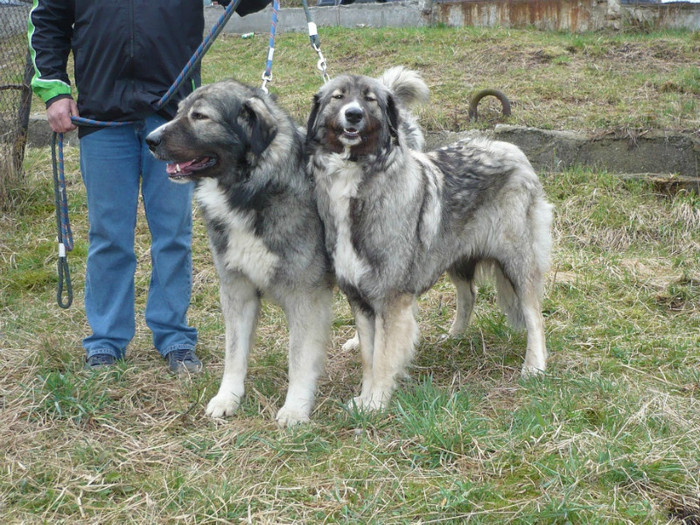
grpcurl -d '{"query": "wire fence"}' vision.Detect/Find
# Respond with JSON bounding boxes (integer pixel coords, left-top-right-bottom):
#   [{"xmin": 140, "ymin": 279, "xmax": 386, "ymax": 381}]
[{"xmin": 1, "ymin": 0, "xmax": 33, "ymax": 209}]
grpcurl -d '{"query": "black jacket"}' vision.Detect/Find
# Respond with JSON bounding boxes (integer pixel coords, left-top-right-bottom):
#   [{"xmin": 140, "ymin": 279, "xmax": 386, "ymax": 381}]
[{"xmin": 29, "ymin": 0, "xmax": 270, "ymax": 125}]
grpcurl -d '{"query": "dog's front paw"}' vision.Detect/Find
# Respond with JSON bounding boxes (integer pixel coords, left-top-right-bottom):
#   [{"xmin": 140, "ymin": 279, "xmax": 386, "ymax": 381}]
[
  {"xmin": 205, "ymin": 392, "xmax": 242, "ymax": 418},
  {"xmin": 521, "ymin": 364, "xmax": 545, "ymax": 378},
  {"xmin": 347, "ymin": 393, "xmax": 388, "ymax": 413},
  {"xmin": 276, "ymin": 404, "xmax": 311, "ymax": 427},
  {"xmin": 341, "ymin": 332, "xmax": 360, "ymax": 352}
]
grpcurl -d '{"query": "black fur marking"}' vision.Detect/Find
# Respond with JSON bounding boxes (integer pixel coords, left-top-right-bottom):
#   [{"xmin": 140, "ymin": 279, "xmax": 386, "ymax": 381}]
[
  {"xmin": 433, "ymin": 147, "xmax": 511, "ymax": 223},
  {"xmin": 206, "ymin": 216, "xmax": 229, "ymax": 256},
  {"xmin": 305, "ymin": 95, "xmax": 321, "ymax": 149},
  {"xmin": 449, "ymin": 258, "xmax": 478, "ymax": 281},
  {"xmin": 386, "ymin": 94, "xmax": 400, "ymax": 143},
  {"xmin": 222, "ymin": 179, "xmax": 283, "ymax": 236},
  {"xmin": 339, "ymin": 280, "xmax": 374, "ymax": 316}
]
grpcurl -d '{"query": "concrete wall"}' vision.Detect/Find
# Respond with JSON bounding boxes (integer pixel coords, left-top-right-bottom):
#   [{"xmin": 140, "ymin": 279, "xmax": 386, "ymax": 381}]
[
  {"xmin": 204, "ymin": 1, "xmax": 431, "ymax": 33},
  {"xmin": 207, "ymin": 0, "xmax": 700, "ymax": 34},
  {"xmin": 619, "ymin": 0, "xmax": 700, "ymax": 29},
  {"xmin": 424, "ymin": 126, "xmax": 700, "ymax": 179}
]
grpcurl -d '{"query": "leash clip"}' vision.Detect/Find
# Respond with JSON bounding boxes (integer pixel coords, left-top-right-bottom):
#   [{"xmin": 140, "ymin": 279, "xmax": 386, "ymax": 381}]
[
  {"xmin": 261, "ymin": 71, "xmax": 272, "ymax": 93},
  {"xmin": 313, "ymin": 44, "xmax": 330, "ymax": 84}
]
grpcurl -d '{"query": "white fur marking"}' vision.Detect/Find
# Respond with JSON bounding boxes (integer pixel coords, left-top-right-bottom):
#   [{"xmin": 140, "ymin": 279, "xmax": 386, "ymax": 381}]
[
  {"xmin": 323, "ymin": 157, "xmax": 371, "ymax": 287},
  {"xmin": 196, "ymin": 179, "xmax": 279, "ymax": 287}
]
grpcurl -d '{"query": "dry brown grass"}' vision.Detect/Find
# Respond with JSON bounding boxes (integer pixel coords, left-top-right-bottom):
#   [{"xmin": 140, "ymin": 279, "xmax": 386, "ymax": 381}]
[{"xmin": 2, "ymin": 162, "xmax": 699, "ymax": 523}]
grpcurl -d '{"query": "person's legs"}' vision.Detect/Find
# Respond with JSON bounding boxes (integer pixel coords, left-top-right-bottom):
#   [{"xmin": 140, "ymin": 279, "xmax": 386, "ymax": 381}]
[
  {"xmin": 80, "ymin": 125, "xmax": 141, "ymax": 361},
  {"xmin": 139, "ymin": 115, "xmax": 198, "ymax": 361}
]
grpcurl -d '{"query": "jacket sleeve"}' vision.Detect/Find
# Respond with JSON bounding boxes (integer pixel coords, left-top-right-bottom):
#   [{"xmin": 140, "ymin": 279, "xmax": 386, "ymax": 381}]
[
  {"xmin": 27, "ymin": 0, "xmax": 75, "ymax": 105},
  {"xmin": 219, "ymin": 0, "xmax": 272, "ymax": 17}
]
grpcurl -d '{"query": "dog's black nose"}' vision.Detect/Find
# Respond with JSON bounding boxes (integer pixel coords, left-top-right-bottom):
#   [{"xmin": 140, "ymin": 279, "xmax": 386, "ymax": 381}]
[
  {"xmin": 344, "ymin": 107, "xmax": 363, "ymax": 125},
  {"xmin": 145, "ymin": 132, "xmax": 160, "ymax": 151}
]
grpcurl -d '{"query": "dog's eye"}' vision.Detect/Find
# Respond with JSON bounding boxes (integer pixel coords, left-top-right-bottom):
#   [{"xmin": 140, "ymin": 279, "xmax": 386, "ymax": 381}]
[
  {"xmin": 332, "ymin": 94, "xmax": 344, "ymax": 100},
  {"xmin": 365, "ymin": 95, "xmax": 377, "ymax": 103},
  {"xmin": 191, "ymin": 111, "xmax": 208, "ymax": 121}
]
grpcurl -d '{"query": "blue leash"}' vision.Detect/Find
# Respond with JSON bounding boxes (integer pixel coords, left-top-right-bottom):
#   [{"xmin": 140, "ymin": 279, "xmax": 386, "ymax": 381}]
[
  {"xmin": 158, "ymin": 0, "xmax": 244, "ymax": 109},
  {"xmin": 261, "ymin": 0, "xmax": 279, "ymax": 92}
]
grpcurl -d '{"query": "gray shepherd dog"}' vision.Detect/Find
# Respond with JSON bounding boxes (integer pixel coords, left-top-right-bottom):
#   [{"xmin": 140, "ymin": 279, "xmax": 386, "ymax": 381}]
[
  {"xmin": 146, "ymin": 79, "xmax": 331, "ymax": 427},
  {"xmin": 306, "ymin": 70, "xmax": 554, "ymax": 412},
  {"xmin": 146, "ymin": 73, "xmax": 427, "ymax": 426}
]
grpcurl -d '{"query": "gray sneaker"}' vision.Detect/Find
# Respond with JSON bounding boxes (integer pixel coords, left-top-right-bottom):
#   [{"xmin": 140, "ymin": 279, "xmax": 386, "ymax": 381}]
[
  {"xmin": 166, "ymin": 349, "xmax": 203, "ymax": 374},
  {"xmin": 84, "ymin": 353, "xmax": 117, "ymax": 370}
]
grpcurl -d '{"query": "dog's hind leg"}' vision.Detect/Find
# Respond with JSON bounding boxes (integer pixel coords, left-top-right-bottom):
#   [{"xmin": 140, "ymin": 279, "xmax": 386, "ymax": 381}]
[
  {"xmin": 351, "ymin": 293, "xmax": 418, "ymax": 411},
  {"xmin": 500, "ymin": 194, "xmax": 552, "ymax": 377},
  {"xmin": 498, "ymin": 261, "xmax": 547, "ymax": 377},
  {"xmin": 447, "ymin": 259, "xmax": 478, "ymax": 337},
  {"xmin": 276, "ymin": 287, "xmax": 332, "ymax": 427},
  {"xmin": 518, "ymin": 285, "xmax": 547, "ymax": 377},
  {"xmin": 206, "ymin": 275, "xmax": 260, "ymax": 418}
]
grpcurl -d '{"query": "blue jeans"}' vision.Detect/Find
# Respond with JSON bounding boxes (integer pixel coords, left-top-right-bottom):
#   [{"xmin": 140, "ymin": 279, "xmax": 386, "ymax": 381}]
[{"xmin": 79, "ymin": 114, "xmax": 197, "ymax": 360}]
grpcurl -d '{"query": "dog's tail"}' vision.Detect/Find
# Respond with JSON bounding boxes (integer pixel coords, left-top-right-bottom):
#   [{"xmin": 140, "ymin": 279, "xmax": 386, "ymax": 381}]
[{"xmin": 378, "ymin": 66, "xmax": 429, "ymax": 108}]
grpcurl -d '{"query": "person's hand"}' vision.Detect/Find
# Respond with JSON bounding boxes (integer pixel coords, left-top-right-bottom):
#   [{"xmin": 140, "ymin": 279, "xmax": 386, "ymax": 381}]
[{"xmin": 46, "ymin": 97, "xmax": 79, "ymax": 133}]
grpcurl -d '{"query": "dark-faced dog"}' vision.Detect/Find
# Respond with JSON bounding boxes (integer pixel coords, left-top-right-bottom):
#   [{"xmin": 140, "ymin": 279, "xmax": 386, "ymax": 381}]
[{"xmin": 147, "ymin": 79, "xmax": 333, "ymax": 426}]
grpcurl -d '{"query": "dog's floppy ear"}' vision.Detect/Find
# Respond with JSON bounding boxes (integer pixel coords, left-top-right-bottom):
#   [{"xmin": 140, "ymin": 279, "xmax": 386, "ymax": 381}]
[
  {"xmin": 306, "ymin": 94, "xmax": 321, "ymax": 142},
  {"xmin": 239, "ymin": 97, "xmax": 278, "ymax": 157},
  {"xmin": 387, "ymin": 93, "xmax": 400, "ymax": 142}
]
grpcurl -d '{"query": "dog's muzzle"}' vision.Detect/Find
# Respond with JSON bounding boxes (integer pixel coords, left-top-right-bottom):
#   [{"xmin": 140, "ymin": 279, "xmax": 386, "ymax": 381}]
[
  {"xmin": 339, "ymin": 103, "xmax": 364, "ymax": 144},
  {"xmin": 145, "ymin": 127, "xmax": 218, "ymax": 180}
]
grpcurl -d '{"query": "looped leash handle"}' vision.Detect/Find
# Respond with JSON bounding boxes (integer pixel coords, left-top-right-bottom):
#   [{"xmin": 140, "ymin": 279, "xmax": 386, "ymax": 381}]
[
  {"xmin": 51, "ymin": 131, "xmax": 74, "ymax": 309},
  {"xmin": 57, "ymin": 242, "xmax": 73, "ymax": 309}
]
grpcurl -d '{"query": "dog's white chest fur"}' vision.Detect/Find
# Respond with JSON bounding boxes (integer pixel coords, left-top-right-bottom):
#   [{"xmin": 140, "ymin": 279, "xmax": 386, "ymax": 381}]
[
  {"xmin": 196, "ymin": 179, "xmax": 279, "ymax": 287},
  {"xmin": 321, "ymin": 157, "xmax": 370, "ymax": 287}
]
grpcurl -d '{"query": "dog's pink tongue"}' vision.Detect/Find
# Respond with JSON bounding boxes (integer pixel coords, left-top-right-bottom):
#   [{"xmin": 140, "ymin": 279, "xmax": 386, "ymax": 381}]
[{"xmin": 166, "ymin": 160, "xmax": 197, "ymax": 175}]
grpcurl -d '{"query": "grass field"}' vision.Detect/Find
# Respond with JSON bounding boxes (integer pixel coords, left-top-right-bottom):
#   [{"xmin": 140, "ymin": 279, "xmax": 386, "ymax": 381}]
[
  {"xmin": 197, "ymin": 26, "xmax": 700, "ymax": 134},
  {"xmin": 2, "ymin": 26, "xmax": 699, "ymax": 523}
]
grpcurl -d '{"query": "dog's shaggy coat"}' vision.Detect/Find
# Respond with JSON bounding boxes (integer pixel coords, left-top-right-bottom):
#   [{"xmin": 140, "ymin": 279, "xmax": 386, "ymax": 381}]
[
  {"xmin": 307, "ymin": 71, "xmax": 554, "ymax": 411},
  {"xmin": 147, "ymin": 79, "xmax": 333, "ymax": 426}
]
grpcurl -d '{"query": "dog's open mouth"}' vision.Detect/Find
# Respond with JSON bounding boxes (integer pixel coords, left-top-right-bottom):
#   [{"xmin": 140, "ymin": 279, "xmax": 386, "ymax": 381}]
[
  {"xmin": 166, "ymin": 156, "xmax": 217, "ymax": 179},
  {"xmin": 340, "ymin": 127, "xmax": 363, "ymax": 145}
]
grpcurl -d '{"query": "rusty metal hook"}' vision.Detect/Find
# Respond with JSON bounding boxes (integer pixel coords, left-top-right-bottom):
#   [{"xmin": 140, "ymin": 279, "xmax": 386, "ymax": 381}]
[{"xmin": 468, "ymin": 89, "xmax": 512, "ymax": 122}]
